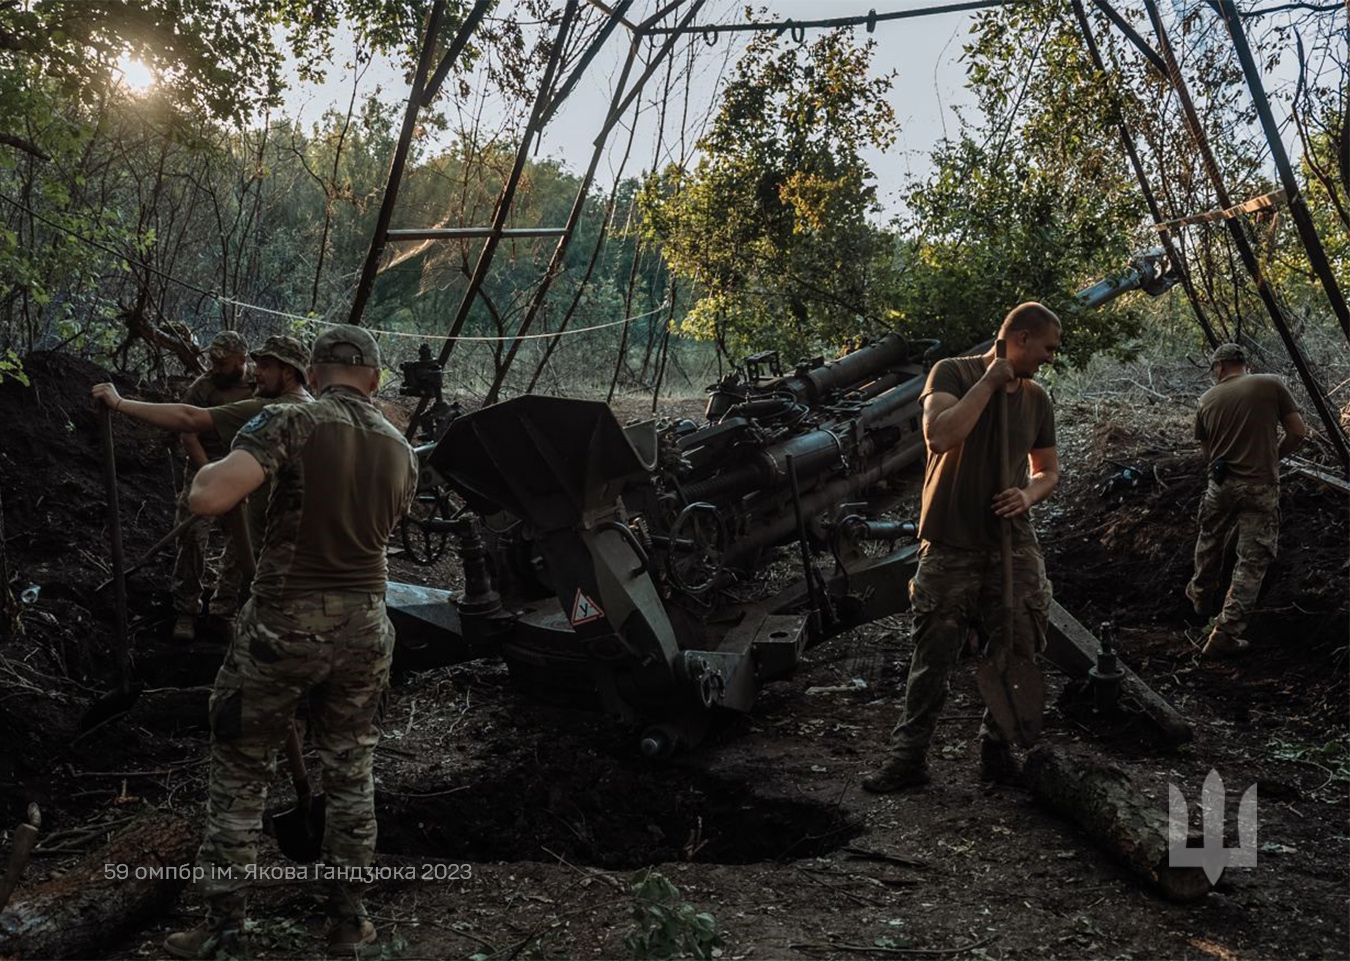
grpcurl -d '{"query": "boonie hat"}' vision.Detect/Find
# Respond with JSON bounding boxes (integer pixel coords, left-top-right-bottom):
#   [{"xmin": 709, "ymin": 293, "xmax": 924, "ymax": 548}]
[
  {"xmin": 208, "ymin": 330, "xmax": 248, "ymax": 360},
  {"xmin": 250, "ymin": 334, "xmax": 310, "ymax": 376},
  {"xmin": 1209, "ymin": 343, "xmax": 1245, "ymax": 366},
  {"xmin": 311, "ymin": 324, "xmax": 382, "ymax": 369}
]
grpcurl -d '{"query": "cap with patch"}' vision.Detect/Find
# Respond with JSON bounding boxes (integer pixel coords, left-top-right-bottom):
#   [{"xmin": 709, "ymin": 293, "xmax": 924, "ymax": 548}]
[
  {"xmin": 1209, "ymin": 343, "xmax": 1245, "ymax": 366},
  {"xmin": 250, "ymin": 334, "xmax": 310, "ymax": 375},
  {"xmin": 208, "ymin": 330, "xmax": 249, "ymax": 359},
  {"xmin": 311, "ymin": 325, "xmax": 381, "ymax": 369}
]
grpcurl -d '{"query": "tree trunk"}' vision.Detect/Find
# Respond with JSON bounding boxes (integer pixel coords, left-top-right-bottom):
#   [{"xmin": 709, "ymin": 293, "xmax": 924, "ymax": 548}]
[
  {"xmin": 1023, "ymin": 745, "xmax": 1214, "ymax": 903},
  {"xmin": 0, "ymin": 811, "xmax": 199, "ymax": 958}
]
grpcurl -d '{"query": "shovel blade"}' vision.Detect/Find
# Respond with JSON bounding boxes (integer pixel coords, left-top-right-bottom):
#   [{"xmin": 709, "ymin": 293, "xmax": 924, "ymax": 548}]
[
  {"xmin": 270, "ymin": 793, "xmax": 326, "ymax": 863},
  {"xmin": 976, "ymin": 656, "xmax": 1045, "ymax": 749}
]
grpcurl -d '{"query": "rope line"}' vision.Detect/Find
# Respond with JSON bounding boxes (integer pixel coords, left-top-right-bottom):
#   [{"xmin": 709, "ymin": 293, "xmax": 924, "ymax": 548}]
[{"xmin": 0, "ymin": 191, "xmax": 668, "ymax": 345}]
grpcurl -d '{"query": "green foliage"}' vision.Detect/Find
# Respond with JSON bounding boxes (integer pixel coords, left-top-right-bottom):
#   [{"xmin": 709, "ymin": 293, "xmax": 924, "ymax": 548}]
[
  {"xmin": 623, "ymin": 868, "xmax": 723, "ymax": 961},
  {"xmin": 640, "ymin": 28, "xmax": 897, "ymax": 359},
  {"xmin": 0, "ymin": 347, "xmax": 27, "ymax": 385}
]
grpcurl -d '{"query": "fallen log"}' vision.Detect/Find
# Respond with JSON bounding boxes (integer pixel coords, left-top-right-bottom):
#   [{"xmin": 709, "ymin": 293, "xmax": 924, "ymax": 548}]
[
  {"xmin": 1024, "ymin": 745, "xmax": 1214, "ymax": 902},
  {"xmin": 0, "ymin": 810, "xmax": 198, "ymax": 959}
]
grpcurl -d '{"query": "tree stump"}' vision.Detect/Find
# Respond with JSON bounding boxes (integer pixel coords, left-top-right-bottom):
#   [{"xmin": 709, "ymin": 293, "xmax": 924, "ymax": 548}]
[
  {"xmin": 0, "ymin": 810, "xmax": 199, "ymax": 958},
  {"xmin": 1024, "ymin": 745, "xmax": 1214, "ymax": 902}
]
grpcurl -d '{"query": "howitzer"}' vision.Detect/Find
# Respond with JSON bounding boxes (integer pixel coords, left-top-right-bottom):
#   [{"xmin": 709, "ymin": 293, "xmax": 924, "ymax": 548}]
[{"xmin": 388, "ymin": 260, "xmax": 1191, "ymax": 753}]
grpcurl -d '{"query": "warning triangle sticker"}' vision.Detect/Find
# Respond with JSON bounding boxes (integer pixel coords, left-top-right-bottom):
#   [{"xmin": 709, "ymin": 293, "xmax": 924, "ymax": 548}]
[{"xmin": 570, "ymin": 588, "xmax": 605, "ymax": 626}]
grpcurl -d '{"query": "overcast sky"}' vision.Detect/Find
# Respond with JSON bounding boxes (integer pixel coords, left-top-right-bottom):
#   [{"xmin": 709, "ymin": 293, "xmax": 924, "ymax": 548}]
[{"xmin": 285, "ymin": 0, "xmax": 984, "ymax": 220}]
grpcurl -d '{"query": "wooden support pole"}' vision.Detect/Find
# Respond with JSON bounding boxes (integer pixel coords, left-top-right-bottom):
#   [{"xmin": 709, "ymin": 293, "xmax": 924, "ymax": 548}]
[
  {"xmin": 347, "ymin": 0, "xmax": 447, "ymax": 329},
  {"xmin": 1140, "ymin": 0, "xmax": 1350, "ymax": 476},
  {"xmin": 1207, "ymin": 0, "xmax": 1350, "ymax": 344},
  {"xmin": 1069, "ymin": 0, "xmax": 1219, "ymax": 348}
]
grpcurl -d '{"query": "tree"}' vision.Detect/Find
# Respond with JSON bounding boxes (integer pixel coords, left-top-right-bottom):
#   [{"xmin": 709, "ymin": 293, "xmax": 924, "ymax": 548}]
[{"xmin": 639, "ymin": 28, "xmax": 897, "ymax": 359}]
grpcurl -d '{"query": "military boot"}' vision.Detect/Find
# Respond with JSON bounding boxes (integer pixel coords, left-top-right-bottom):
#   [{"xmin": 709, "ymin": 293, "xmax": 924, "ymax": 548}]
[
  {"xmin": 861, "ymin": 759, "xmax": 931, "ymax": 793},
  {"xmin": 327, "ymin": 916, "xmax": 377, "ymax": 954},
  {"xmin": 1202, "ymin": 630, "xmax": 1250, "ymax": 658},
  {"xmin": 163, "ymin": 920, "xmax": 241, "ymax": 959},
  {"xmin": 979, "ymin": 739, "xmax": 1019, "ymax": 785}
]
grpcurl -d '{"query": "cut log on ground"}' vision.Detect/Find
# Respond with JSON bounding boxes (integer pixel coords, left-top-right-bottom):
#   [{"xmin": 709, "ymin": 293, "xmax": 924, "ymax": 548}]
[
  {"xmin": 0, "ymin": 810, "xmax": 198, "ymax": 959},
  {"xmin": 1023, "ymin": 745, "xmax": 1214, "ymax": 902}
]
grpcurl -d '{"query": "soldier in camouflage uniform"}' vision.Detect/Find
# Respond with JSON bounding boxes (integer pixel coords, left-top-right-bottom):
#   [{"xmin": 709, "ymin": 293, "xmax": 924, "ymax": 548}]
[
  {"xmin": 164, "ymin": 325, "xmax": 417, "ymax": 959},
  {"xmin": 862, "ymin": 304, "xmax": 1062, "ymax": 793},
  {"xmin": 171, "ymin": 332, "xmax": 255, "ymax": 640},
  {"xmin": 93, "ymin": 336, "xmax": 314, "ymax": 636},
  {"xmin": 1185, "ymin": 343, "xmax": 1306, "ymax": 657}
]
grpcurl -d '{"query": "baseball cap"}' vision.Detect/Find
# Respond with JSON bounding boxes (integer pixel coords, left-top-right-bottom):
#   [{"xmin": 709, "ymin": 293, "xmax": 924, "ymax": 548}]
[
  {"xmin": 311, "ymin": 325, "xmax": 382, "ymax": 369},
  {"xmin": 1209, "ymin": 343, "xmax": 1245, "ymax": 366},
  {"xmin": 208, "ymin": 330, "xmax": 249, "ymax": 360},
  {"xmin": 250, "ymin": 334, "xmax": 310, "ymax": 375}
]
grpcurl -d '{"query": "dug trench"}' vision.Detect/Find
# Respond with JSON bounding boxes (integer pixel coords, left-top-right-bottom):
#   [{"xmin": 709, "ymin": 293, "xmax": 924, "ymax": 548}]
[{"xmin": 0, "ymin": 357, "xmax": 1346, "ymax": 958}]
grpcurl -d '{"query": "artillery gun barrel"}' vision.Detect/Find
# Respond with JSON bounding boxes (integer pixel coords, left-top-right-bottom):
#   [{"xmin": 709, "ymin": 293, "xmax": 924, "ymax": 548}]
[
  {"xmin": 770, "ymin": 333, "xmax": 910, "ymax": 405},
  {"xmin": 679, "ymin": 376, "xmax": 925, "ymax": 506}
]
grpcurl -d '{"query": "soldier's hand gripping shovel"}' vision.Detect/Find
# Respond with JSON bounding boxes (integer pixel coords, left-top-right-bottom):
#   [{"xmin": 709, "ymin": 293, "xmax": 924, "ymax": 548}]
[
  {"xmin": 272, "ymin": 721, "xmax": 326, "ymax": 862},
  {"xmin": 975, "ymin": 340, "xmax": 1045, "ymax": 748},
  {"xmin": 79, "ymin": 405, "xmax": 143, "ymax": 732}
]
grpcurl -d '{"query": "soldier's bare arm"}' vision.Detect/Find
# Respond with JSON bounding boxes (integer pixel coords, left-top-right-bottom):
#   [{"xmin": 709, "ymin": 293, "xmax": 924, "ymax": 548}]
[
  {"xmin": 189, "ymin": 449, "xmax": 266, "ymax": 515},
  {"xmin": 923, "ymin": 359, "xmax": 1013, "ymax": 453},
  {"xmin": 993, "ymin": 446, "xmax": 1059, "ymax": 518},
  {"xmin": 182, "ymin": 433, "xmax": 209, "ymax": 469},
  {"xmin": 91, "ymin": 383, "xmax": 213, "ymax": 433},
  {"xmin": 1277, "ymin": 411, "xmax": 1307, "ymax": 460}
]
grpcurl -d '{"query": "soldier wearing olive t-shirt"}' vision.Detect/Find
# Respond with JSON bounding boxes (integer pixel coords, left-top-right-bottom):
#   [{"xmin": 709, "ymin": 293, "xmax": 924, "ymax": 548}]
[
  {"xmin": 862, "ymin": 303, "xmax": 1062, "ymax": 793},
  {"xmin": 1186, "ymin": 343, "xmax": 1306, "ymax": 657},
  {"xmin": 165, "ymin": 325, "xmax": 417, "ymax": 959}
]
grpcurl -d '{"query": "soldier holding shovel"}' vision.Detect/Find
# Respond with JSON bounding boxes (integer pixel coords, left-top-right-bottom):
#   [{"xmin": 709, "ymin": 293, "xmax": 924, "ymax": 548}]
[{"xmin": 863, "ymin": 303, "xmax": 1061, "ymax": 792}]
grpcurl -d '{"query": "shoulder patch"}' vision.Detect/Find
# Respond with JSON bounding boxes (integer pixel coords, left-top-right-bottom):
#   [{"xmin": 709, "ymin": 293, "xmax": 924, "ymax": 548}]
[{"xmin": 239, "ymin": 406, "xmax": 278, "ymax": 436}]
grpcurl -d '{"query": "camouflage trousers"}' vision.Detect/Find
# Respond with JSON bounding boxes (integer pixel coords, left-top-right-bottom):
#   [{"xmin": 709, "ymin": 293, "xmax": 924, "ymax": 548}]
[
  {"xmin": 196, "ymin": 591, "xmax": 394, "ymax": 922},
  {"xmin": 885, "ymin": 541, "xmax": 1052, "ymax": 765},
  {"xmin": 1186, "ymin": 479, "xmax": 1279, "ymax": 639},
  {"xmin": 170, "ymin": 479, "xmax": 248, "ymax": 617}
]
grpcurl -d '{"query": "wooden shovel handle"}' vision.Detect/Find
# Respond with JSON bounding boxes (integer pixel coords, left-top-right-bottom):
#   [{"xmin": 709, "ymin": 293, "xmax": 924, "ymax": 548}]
[
  {"xmin": 995, "ymin": 340, "xmax": 1015, "ymax": 653},
  {"xmin": 283, "ymin": 723, "xmax": 312, "ymax": 810}
]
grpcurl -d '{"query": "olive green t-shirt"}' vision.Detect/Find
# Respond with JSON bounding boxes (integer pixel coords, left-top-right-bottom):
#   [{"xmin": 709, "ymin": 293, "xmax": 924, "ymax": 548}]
[
  {"xmin": 231, "ymin": 385, "xmax": 418, "ymax": 602},
  {"xmin": 918, "ymin": 356, "xmax": 1056, "ymax": 549},
  {"xmin": 180, "ymin": 373, "xmax": 254, "ymax": 461},
  {"xmin": 209, "ymin": 392, "xmax": 313, "ymax": 550},
  {"xmin": 1195, "ymin": 373, "xmax": 1297, "ymax": 484}
]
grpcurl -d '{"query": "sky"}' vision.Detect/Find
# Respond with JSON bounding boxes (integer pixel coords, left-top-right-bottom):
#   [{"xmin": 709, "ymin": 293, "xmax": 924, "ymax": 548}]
[{"xmin": 285, "ymin": 0, "xmax": 985, "ymax": 220}]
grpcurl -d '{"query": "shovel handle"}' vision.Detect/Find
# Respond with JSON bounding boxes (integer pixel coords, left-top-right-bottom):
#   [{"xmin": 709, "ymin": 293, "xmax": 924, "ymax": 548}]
[
  {"xmin": 100, "ymin": 406, "xmax": 131, "ymax": 693},
  {"xmin": 283, "ymin": 723, "xmax": 313, "ymax": 810},
  {"xmin": 995, "ymin": 341, "xmax": 1015, "ymax": 641}
]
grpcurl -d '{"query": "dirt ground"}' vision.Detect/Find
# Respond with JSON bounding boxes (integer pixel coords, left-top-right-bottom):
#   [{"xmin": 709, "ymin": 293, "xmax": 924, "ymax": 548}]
[{"xmin": 0, "ymin": 355, "xmax": 1347, "ymax": 960}]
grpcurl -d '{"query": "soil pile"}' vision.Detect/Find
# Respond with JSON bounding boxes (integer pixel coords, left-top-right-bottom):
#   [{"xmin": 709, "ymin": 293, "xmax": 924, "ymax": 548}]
[
  {"xmin": 0, "ymin": 352, "xmax": 181, "ymax": 772},
  {"xmin": 1042, "ymin": 400, "xmax": 1348, "ymax": 719}
]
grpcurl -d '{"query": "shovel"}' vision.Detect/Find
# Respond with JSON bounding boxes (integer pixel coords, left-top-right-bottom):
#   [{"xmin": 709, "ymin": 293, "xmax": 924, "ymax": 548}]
[
  {"xmin": 0, "ymin": 803, "xmax": 41, "ymax": 912},
  {"xmin": 975, "ymin": 340, "xmax": 1045, "ymax": 748},
  {"xmin": 79, "ymin": 406, "xmax": 143, "ymax": 732},
  {"xmin": 95, "ymin": 513, "xmax": 200, "ymax": 592},
  {"xmin": 272, "ymin": 721, "xmax": 326, "ymax": 862}
]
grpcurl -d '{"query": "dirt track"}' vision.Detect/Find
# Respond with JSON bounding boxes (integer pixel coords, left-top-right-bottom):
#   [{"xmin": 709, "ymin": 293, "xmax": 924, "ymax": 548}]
[{"xmin": 1, "ymin": 357, "xmax": 1346, "ymax": 959}]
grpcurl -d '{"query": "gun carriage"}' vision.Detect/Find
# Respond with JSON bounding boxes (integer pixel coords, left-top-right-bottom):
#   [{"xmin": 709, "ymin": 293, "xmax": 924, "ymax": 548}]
[{"xmin": 388, "ymin": 251, "xmax": 1189, "ymax": 754}]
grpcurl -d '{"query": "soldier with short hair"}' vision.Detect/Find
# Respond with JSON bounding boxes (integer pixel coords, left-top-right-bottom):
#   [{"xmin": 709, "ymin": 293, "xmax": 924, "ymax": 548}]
[
  {"xmin": 93, "ymin": 335, "xmax": 315, "ymax": 632},
  {"xmin": 171, "ymin": 331, "xmax": 255, "ymax": 640},
  {"xmin": 862, "ymin": 302, "xmax": 1061, "ymax": 793},
  {"xmin": 1186, "ymin": 343, "xmax": 1306, "ymax": 657},
  {"xmin": 163, "ymin": 325, "xmax": 417, "ymax": 958}
]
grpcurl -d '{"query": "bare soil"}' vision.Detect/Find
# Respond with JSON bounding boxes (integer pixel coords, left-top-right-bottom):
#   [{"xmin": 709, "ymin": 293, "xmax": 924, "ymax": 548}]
[{"xmin": 0, "ymin": 359, "xmax": 1346, "ymax": 960}]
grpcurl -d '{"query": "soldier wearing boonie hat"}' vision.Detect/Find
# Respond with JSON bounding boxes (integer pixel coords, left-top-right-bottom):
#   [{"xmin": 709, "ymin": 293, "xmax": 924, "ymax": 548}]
[
  {"xmin": 208, "ymin": 330, "xmax": 249, "ymax": 361},
  {"xmin": 249, "ymin": 334, "xmax": 310, "ymax": 381},
  {"xmin": 1186, "ymin": 342, "xmax": 1307, "ymax": 657}
]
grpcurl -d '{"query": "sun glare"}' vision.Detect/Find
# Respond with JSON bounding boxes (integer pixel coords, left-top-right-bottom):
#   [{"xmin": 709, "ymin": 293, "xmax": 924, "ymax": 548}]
[{"xmin": 115, "ymin": 55, "xmax": 156, "ymax": 92}]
